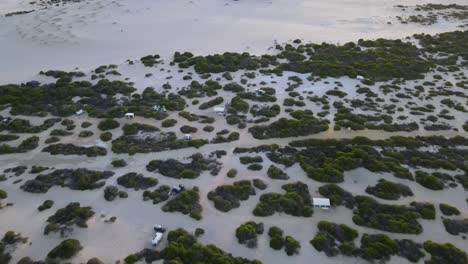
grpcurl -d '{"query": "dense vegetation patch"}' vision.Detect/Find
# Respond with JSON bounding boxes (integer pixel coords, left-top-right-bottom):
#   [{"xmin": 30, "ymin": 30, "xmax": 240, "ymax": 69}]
[
  {"xmin": 439, "ymin": 203, "xmax": 460, "ymax": 216},
  {"xmin": 117, "ymin": 172, "xmax": 158, "ymax": 190},
  {"xmin": 235, "ymin": 221, "xmax": 264, "ymax": 248},
  {"xmin": 253, "ymin": 181, "xmax": 313, "ymax": 217},
  {"xmin": 162, "ymin": 187, "xmax": 202, "ymax": 220},
  {"xmin": 47, "ymin": 239, "xmax": 82, "ymax": 259},
  {"xmin": 142, "ymin": 185, "xmax": 171, "ymax": 204},
  {"xmin": 146, "ymin": 153, "xmax": 220, "ymax": 178},
  {"xmin": 159, "ymin": 228, "xmax": 261, "ymax": 263},
  {"xmin": 352, "ymin": 196, "xmax": 434, "ymax": 234},
  {"xmin": 0, "ymin": 136, "xmax": 39, "ymax": 155},
  {"xmin": 21, "ymin": 169, "xmax": 114, "ymax": 193},
  {"xmin": 207, "ymin": 180, "xmax": 256, "ymax": 212},
  {"xmin": 249, "ymin": 115, "xmax": 328, "ymax": 139},
  {"xmin": 423, "ymin": 240, "xmax": 467, "ymax": 264},
  {"xmin": 112, "ymin": 131, "xmax": 208, "ymax": 154},
  {"xmin": 44, "ymin": 202, "xmax": 94, "ymax": 235},
  {"xmin": 365, "ymin": 179, "xmax": 413, "ymax": 200},
  {"xmin": 42, "ymin": 143, "xmax": 107, "ymax": 157}
]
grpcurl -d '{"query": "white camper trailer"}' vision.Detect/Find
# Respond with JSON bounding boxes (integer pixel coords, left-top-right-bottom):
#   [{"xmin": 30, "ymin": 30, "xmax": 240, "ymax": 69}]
[
  {"xmin": 313, "ymin": 198, "xmax": 331, "ymax": 210},
  {"xmin": 124, "ymin": 113, "xmax": 134, "ymax": 118},
  {"xmin": 214, "ymin": 107, "xmax": 225, "ymax": 115}
]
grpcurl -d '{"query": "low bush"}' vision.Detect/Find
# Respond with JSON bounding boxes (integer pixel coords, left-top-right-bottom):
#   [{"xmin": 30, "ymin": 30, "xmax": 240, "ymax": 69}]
[{"xmin": 98, "ymin": 119, "xmax": 120, "ymax": 131}]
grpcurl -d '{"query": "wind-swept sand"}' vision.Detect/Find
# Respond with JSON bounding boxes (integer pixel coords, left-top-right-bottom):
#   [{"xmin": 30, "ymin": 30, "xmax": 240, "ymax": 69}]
[{"xmin": 0, "ymin": 0, "xmax": 466, "ymax": 84}]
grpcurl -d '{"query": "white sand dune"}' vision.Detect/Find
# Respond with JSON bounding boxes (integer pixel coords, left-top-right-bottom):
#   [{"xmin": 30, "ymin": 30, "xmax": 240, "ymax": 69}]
[{"xmin": 0, "ymin": 0, "xmax": 466, "ymax": 84}]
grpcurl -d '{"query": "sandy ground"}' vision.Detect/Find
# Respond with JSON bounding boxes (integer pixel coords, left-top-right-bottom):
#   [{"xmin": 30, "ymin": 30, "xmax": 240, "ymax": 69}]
[
  {"xmin": 1, "ymin": 0, "xmax": 468, "ymax": 263},
  {"xmin": 0, "ymin": 0, "xmax": 467, "ymax": 84}
]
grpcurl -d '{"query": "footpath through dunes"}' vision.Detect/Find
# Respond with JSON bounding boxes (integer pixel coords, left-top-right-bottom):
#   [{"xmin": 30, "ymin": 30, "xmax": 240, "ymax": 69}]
[{"xmin": 0, "ymin": 0, "xmax": 467, "ymax": 83}]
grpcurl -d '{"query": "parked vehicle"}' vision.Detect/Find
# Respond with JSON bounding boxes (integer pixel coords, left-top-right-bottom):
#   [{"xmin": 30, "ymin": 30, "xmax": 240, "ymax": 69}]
[
  {"xmin": 152, "ymin": 224, "xmax": 166, "ymax": 246},
  {"xmin": 170, "ymin": 184, "xmax": 185, "ymax": 195}
]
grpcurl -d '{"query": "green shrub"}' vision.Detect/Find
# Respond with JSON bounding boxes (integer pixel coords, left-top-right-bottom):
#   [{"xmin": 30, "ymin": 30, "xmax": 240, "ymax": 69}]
[
  {"xmin": 439, "ymin": 203, "xmax": 460, "ymax": 216},
  {"xmin": 423, "ymin": 240, "xmax": 467, "ymax": 264},
  {"xmin": 267, "ymin": 165, "xmax": 289, "ymax": 180},
  {"xmin": 247, "ymin": 163, "xmax": 263, "ymax": 171},
  {"xmin": 111, "ymin": 159, "xmax": 127, "ymax": 168},
  {"xmin": 47, "ymin": 239, "xmax": 82, "ymax": 259},
  {"xmin": 227, "ymin": 169, "xmax": 237, "ymax": 178},
  {"xmin": 98, "ymin": 119, "xmax": 120, "ymax": 131},
  {"xmin": 284, "ymin": 236, "xmax": 301, "ymax": 256},
  {"xmin": 100, "ymin": 132, "xmax": 112, "ymax": 141},
  {"xmin": 161, "ymin": 119, "xmax": 177, "ymax": 127}
]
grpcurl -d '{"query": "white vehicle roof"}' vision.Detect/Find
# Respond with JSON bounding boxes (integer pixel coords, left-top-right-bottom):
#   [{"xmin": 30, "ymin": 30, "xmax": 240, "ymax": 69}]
[{"xmin": 152, "ymin": 232, "xmax": 163, "ymax": 246}]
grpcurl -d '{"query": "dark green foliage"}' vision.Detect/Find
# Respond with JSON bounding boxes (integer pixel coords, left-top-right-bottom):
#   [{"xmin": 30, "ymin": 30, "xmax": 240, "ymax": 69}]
[
  {"xmin": 253, "ymin": 178, "xmax": 267, "ymax": 190},
  {"xmin": 268, "ymin": 226, "xmax": 284, "ymax": 250},
  {"xmin": 439, "ymin": 203, "xmax": 460, "ymax": 216},
  {"xmin": 226, "ymin": 169, "xmax": 238, "ymax": 178},
  {"xmin": 423, "ymin": 240, "xmax": 468, "ymax": 264},
  {"xmin": 267, "ymin": 165, "xmax": 289, "ymax": 180},
  {"xmin": 415, "ymin": 171, "xmax": 444, "ymax": 190},
  {"xmin": 239, "ymin": 156, "xmax": 263, "ymax": 164},
  {"xmin": 38, "ymin": 200, "xmax": 54, "ymax": 211},
  {"xmin": 0, "ymin": 134, "xmax": 19, "ymax": 142},
  {"xmin": 317, "ymin": 221, "xmax": 358, "ymax": 242},
  {"xmin": 249, "ymin": 116, "xmax": 328, "ymax": 139},
  {"xmin": 0, "ymin": 189, "xmax": 7, "ymax": 199},
  {"xmin": 253, "ymin": 181, "xmax": 313, "ymax": 217},
  {"xmin": 45, "ymin": 203, "xmax": 94, "ymax": 233},
  {"xmin": 81, "ymin": 121, "xmax": 92, "ymax": 128},
  {"xmin": 21, "ymin": 168, "xmax": 114, "ymax": 193},
  {"xmin": 410, "ymin": 201, "xmax": 436, "ymax": 220},
  {"xmin": 230, "ymin": 96, "xmax": 249, "ymax": 113},
  {"xmin": 352, "ymin": 196, "xmax": 431, "ymax": 234},
  {"xmin": 247, "ymin": 163, "xmax": 263, "ymax": 171},
  {"xmin": 143, "ymin": 185, "xmax": 171, "ymax": 204},
  {"xmin": 235, "ymin": 221, "xmax": 264, "ymax": 248},
  {"xmin": 310, "ymin": 221, "xmax": 358, "ymax": 257},
  {"xmin": 50, "ymin": 129, "xmax": 72, "ymax": 137},
  {"xmin": 365, "ymin": 179, "xmax": 413, "ymax": 200},
  {"xmin": 443, "ymin": 219, "xmax": 468, "ymax": 236},
  {"xmin": 160, "ymin": 228, "xmax": 261, "ymax": 263},
  {"xmin": 174, "ymin": 51, "xmax": 277, "ymax": 74},
  {"xmin": 122, "ymin": 123, "xmax": 158, "ymax": 135},
  {"xmin": 284, "ymin": 236, "xmax": 301, "ymax": 256},
  {"xmin": 180, "ymin": 125, "xmax": 197, "ymax": 134},
  {"xmin": 318, "ymin": 184, "xmax": 355, "ymax": 208},
  {"xmin": 140, "ymin": 54, "xmax": 161, "ymax": 67},
  {"xmin": 98, "ymin": 119, "xmax": 119, "ymax": 131},
  {"xmin": 250, "ymin": 104, "xmax": 280, "ymax": 118},
  {"xmin": 117, "ymin": 172, "xmax": 158, "ymax": 190},
  {"xmin": 47, "ymin": 239, "xmax": 82, "ymax": 259},
  {"xmin": 148, "ymin": 153, "xmax": 219, "ymax": 178},
  {"xmin": 112, "ymin": 131, "xmax": 208, "ymax": 154},
  {"xmin": 161, "ymin": 119, "xmax": 177, "ymax": 127},
  {"xmin": 207, "ymin": 180, "xmax": 256, "ymax": 212},
  {"xmin": 111, "ymin": 159, "xmax": 127, "ymax": 168},
  {"xmin": 275, "ymin": 38, "xmax": 433, "ymax": 81},
  {"xmin": 0, "ymin": 79, "xmax": 145, "ymax": 117},
  {"xmin": 78, "ymin": 130, "xmax": 93, "ymax": 137},
  {"xmin": 199, "ymin": 96, "xmax": 224, "ymax": 110},
  {"xmin": 360, "ymin": 234, "xmax": 398, "ymax": 261},
  {"xmin": 99, "ymin": 132, "xmax": 112, "ymax": 142},
  {"xmin": 1, "ymin": 118, "xmax": 60, "ymax": 133},
  {"xmin": 0, "ymin": 136, "xmax": 39, "ymax": 155},
  {"xmin": 42, "ymin": 143, "xmax": 107, "ymax": 157},
  {"xmin": 162, "ymin": 188, "xmax": 202, "ymax": 220}
]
